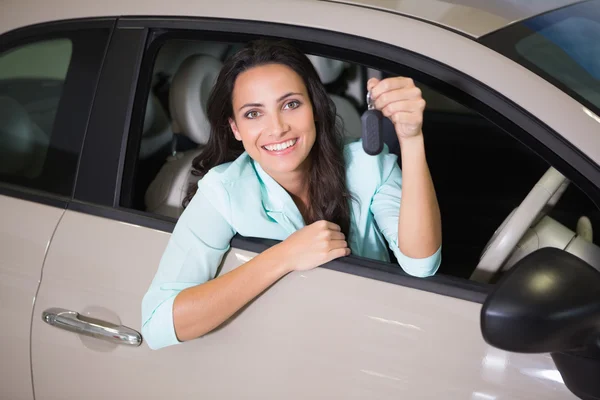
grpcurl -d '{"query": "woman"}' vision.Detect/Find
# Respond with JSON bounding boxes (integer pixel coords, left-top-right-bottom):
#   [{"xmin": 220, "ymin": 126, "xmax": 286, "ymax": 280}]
[{"xmin": 142, "ymin": 40, "xmax": 441, "ymax": 350}]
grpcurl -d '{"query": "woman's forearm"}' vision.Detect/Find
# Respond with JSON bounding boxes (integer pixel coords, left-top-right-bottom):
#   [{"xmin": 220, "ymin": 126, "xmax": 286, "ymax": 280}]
[
  {"xmin": 172, "ymin": 219, "xmax": 350, "ymax": 342},
  {"xmin": 397, "ymin": 133, "xmax": 442, "ymax": 258},
  {"xmin": 173, "ymin": 245, "xmax": 290, "ymax": 341}
]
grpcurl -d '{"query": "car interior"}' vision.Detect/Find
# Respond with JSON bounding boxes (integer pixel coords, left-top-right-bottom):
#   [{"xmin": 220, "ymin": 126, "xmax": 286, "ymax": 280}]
[{"xmin": 117, "ymin": 38, "xmax": 600, "ymax": 280}]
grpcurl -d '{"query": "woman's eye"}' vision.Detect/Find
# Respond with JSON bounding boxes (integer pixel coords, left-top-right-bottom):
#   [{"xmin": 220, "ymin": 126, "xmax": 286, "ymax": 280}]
[
  {"xmin": 245, "ymin": 110, "xmax": 261, "ymax": 119},
  {"xmin": 284, "ymin": 100, "xmax": 301, "ymax": 110}
]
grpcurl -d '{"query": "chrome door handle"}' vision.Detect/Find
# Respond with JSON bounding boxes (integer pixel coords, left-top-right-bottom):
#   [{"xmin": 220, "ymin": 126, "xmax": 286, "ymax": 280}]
[{"xmin": 42, "ymin": 308, "xmax": 142, "ymax": 347}]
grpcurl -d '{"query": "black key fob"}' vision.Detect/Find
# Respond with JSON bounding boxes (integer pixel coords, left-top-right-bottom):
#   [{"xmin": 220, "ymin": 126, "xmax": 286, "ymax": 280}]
[{"xmin": 361, "ymin": 91, "xmax": 383, "ymax": 155}]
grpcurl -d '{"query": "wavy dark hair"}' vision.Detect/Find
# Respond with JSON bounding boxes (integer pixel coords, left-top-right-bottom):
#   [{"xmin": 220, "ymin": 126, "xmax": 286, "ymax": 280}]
[{"xmin": 184, "ymin": 39, "xmax": 352, "ymax": 236}]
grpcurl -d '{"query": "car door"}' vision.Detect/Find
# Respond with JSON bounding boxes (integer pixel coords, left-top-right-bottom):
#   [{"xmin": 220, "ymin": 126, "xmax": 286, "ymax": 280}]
[
  {"xmin": 0, "ymin": 21, "xmax": 112, "ymax": 400},
  {"xmin": 28, "ymin": 13, "xmax": 595, "ymax": 399}
]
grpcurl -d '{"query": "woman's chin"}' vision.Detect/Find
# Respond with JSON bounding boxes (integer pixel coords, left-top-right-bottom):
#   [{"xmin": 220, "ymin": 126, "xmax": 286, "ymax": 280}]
[
  {"xmin": 267, "ymin": 162, "xmax": 302, "ymax": 175},
  {"xmin": 262, "ymin": 156, "xmax": 310, "ymax": 176}
]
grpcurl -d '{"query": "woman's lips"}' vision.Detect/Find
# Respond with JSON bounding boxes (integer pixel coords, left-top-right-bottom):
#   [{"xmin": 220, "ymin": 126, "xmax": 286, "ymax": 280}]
[{"xmin": 262, "ymin": 138, "xmax": 299, "ymax": 155}]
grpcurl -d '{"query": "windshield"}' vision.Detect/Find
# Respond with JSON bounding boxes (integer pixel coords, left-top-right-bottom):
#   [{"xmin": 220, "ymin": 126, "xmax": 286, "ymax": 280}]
[{"xmin": 480, "ymin": 0, "xmax": 600, "ymax": 117}]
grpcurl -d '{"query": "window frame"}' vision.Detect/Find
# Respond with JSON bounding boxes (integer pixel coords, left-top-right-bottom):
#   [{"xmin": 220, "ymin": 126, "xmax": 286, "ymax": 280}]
[
  {"xmin": 71, "ymin": 16, "xmax": 600, "ymax": 304},
  {"xmin": 0, "ymin": 19, "xmax": 115, "ymax": 205}
]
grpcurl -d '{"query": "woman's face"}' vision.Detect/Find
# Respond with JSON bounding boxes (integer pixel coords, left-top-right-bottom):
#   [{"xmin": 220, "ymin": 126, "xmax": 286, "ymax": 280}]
[{"xmin": 229, "ymin": 63, "xmax": 316, "ymax": 178}]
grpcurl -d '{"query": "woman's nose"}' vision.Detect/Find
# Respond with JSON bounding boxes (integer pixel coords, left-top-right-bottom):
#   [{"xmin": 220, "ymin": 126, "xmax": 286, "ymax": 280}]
[{"xmin": 268, "ymin": 112, "xmax": 290, "ymax": 136}]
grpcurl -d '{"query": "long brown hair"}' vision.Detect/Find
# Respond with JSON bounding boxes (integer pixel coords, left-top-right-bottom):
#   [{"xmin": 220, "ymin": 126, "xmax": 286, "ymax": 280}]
[{"xmin": 184, "ymin": 39, "xmax": 352, "ymax": 236}]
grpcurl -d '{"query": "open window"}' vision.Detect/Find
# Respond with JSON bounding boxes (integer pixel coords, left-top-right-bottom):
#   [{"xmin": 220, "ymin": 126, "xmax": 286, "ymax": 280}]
[{"xmin": 119, "ymin": 30, "xmax": 600, "ymax": 284}]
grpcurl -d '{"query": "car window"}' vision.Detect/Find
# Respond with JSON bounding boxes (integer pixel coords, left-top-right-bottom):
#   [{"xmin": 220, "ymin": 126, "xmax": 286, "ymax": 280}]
[
  {"xmin": 480, "ymin": 0, "xmax": 600, "ymax": 119},
  {"xmin": 120, "ymin": 36, "xmax": 600, "ymax": 280},
  {"xmin": 0, "ymin": 27, "xmax": 110, "ymax": 198},
  {"xmin": 0, "ymin": 39, "xmax": 72, "ymax": 186}
]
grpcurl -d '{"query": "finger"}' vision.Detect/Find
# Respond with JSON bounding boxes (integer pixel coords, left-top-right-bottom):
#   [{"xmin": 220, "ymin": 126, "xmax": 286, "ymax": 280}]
[
  {"xmin": 324, "ymin": 231, "xmax": 346, "ymax": 241},
  {"xmin": 371, "ymin": 77, "xmax": 415, "ymax": 100},
  {"xmin": 326, "ymin": 247, "xmax": 352, "ymax": 262},
  {"xmin": 328, "ymin": 240, "xmax": 348, "ymax": 250},
  {"xmin": 323, "ymin": 221, "xmax": 341, "ymax": 232},
  {"xmin": 390, "ymin": 112, "xmax": 423, "ymax": 127},
  {"xmin": 367, "ymin": 77, "xmax": 380, "ymax": 92},
  {"xmin": 380, "ymin": 99, "xmax": 426, "ymax": 118},
  {"xmin": 313, "ymin": 220, "xmax": 336, "ymax": 230},
  {"xmin": 374, "ymin": 87, "xmax": 422, "ymax": 110}
]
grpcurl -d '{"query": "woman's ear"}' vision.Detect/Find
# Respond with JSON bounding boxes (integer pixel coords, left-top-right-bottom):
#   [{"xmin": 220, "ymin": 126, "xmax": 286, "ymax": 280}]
[{"xmin": 229, "ymin": 118, "xmax": 242, "ymax": 141}]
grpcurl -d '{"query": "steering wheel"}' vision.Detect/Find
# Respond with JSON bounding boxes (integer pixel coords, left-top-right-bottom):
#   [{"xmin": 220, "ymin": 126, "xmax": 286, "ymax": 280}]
[{"xmin": 470, "ymin": 167, "xmax": 569, "ymax": 283}]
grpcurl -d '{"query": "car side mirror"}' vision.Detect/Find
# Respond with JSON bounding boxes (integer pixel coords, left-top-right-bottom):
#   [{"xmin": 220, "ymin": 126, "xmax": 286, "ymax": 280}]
[{"xmin": 480, "ymin": 248, "xmax": 600, "ymax": 400}]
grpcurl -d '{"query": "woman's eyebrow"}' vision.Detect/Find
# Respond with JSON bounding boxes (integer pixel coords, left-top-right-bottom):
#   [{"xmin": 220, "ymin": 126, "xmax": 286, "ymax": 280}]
[
  {"xmin": 238, "ymin": 102, "xmax": 263, "ymax": 112},
  {"xmin": 277, "ymin": 92, "xmax": 303, "ymax": 102},
  {"xmin": 237, "ymin": 92, "xmax": 304, "ymax": 112}
]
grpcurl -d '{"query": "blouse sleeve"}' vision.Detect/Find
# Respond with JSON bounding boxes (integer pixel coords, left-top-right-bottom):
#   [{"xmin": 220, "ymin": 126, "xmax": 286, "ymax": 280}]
[
  {"xmin": 141, "ymin": 175, "xmax": 236, "ymax": 350},
  {"xmin": 369, "ymin": 152, "xmax": 441, "ymax": 277}
]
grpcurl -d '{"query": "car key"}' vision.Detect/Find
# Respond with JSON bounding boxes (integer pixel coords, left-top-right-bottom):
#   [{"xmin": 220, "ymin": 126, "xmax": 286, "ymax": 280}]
[{"xmin": 361, "ymin": 91, "xmax": 383, "ymax": 155}]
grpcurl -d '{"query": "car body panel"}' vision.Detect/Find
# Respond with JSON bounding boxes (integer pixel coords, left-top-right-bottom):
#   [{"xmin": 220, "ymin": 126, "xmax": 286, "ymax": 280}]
[
  {"xmin": 30, "ymin": 210, "xmax": 577, "ymax": 399},
  {"xmin": 326, "ymin": 0, "xmax": 584, "ymax": 37},
  {"xmin": 1, "ymin": 0, "xmax": 584, "ymax": 38},
  {"xmin": 0, "ymin": 195, "xmax": 64, "ymax": 400}
]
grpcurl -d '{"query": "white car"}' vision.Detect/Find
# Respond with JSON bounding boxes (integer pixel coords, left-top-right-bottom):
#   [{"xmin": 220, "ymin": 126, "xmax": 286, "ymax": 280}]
[{"xmin": 1, "ymin": 0, "xmax": 600, "ymax": 399}]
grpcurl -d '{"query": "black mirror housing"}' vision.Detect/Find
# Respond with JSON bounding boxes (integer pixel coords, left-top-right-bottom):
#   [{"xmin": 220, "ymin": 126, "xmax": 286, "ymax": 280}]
[
  {"xmin": 481, "ymin": 248, "xmax": 600, "ymax": 354},
  {"xmin": 481, "ymin": 248, "xmax": 600, "ymax": 400}
]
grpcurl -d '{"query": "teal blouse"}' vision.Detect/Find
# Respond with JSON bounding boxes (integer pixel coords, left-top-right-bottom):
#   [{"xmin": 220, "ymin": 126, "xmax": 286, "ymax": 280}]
[{"xmin": 142, "ymin": 142, "xmax": 441, "ymax": 349}]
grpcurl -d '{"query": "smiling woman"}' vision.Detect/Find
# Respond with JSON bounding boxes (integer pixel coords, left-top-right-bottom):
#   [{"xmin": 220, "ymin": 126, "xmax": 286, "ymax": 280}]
[
  {"xmin": 141, "ymin": 39, "xmax": 442, "ymax": 350},
  {"xmin": 189, "ymin": 45, "xmax": 349, "ymax": 232},
  {"xmin": 232, "ymin": 73, "xmax": 315, "ymax": 178}
]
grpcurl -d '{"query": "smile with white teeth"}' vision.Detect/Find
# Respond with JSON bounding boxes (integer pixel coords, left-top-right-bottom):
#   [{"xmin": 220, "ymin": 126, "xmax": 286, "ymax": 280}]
[{"xmin": 263, "ymin": 139, "xmax": 298, "ymax": 152}]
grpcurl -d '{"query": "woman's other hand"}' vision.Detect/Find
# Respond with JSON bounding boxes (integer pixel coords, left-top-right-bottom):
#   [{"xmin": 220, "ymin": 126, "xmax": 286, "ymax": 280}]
[{"xmin": 367, "ymin": 77, "xmax": 425, "ymax": 140}]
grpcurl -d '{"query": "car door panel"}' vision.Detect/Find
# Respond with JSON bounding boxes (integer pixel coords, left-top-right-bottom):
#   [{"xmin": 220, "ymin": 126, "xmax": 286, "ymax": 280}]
[
  {"xmin": 31, "ymin": 210, "xmax": 576, "ymax": 399},
  {"xmin": 0, "ymin": 195, "xmax": 64, "ymax": 400},
  {"xmin": 30, "ymin": 209, "xmax": 168, "ymax": 399}
]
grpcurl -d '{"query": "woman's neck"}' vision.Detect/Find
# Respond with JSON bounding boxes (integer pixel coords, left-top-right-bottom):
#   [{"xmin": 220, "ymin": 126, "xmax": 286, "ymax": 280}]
[
  {"xmin": 268, "ymin": 161, "xmax": 311, "ymax": 219},
  {"xmin": 273, "ymin": 168, "xmax": 309, "ymax": 200}
]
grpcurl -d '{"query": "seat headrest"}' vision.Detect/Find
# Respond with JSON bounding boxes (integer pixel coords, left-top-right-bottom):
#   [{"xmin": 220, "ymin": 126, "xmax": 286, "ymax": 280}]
[
  {"xmin": 307, "ymin": 55, "xmax": 349, "ymax": 85},
  {"xmin": 0, "ymin": 96, "xmax": 35, "ymax": 175},
  {"xmin": 168, "ymin": 54, "xmax": 223, "ymax": 145},
  {"xmin": 154, "ymin": 41, "xmax": 229, "ymax": 78}
]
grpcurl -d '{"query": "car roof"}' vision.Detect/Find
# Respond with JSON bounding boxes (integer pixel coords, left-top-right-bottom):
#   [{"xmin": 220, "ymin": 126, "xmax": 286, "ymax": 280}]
[
  {"xmin": 1, "ymin": 0, "xmax": 585, "ymax": 38},
  {"xmin": 325, "ymin": 0, "xmax": 584, "ymax": 37}
]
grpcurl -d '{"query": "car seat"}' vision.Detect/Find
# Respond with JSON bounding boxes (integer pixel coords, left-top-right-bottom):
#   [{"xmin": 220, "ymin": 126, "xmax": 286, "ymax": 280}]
[{"xmin": 144, "ymin": 54, "xmax": 222, "ymax": 218}]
